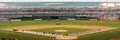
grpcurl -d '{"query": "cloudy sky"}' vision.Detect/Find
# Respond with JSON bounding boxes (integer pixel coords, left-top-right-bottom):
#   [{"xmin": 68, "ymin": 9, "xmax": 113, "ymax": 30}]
[{"xmin": 0, "ymin": 0, "xmax": 119, "ymax": 2}]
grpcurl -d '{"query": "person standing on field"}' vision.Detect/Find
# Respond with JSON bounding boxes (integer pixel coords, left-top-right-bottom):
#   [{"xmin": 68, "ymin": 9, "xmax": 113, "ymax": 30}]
[{"xmin": 56, "ymin": 22, "xmax": 60, "ymax": 25}]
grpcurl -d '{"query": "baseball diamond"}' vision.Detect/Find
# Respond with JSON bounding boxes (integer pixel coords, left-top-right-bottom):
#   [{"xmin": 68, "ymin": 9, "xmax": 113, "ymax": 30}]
[{"xmin": 0, "ymin": 2, "xmax": 120, "ymax": 40}]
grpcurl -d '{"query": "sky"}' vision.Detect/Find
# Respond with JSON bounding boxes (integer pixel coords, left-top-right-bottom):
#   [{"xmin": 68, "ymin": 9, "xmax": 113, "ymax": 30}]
[{"xmin": 0, "ymin": 0, "xmax": 119, "ymax": 2}]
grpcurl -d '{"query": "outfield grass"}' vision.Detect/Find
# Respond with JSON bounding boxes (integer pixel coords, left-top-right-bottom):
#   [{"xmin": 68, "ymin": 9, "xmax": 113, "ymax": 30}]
[
  {"xmin": 0, "ymin": 30, "xmax": 54, "ymax": 40},
  {"xmin": 0, "ymin": 21, "xmax": 56, "ymax": 29},
  {"xmin": 0, "ymin": 20, "xmax": 120, "ymax": 40},
  {"xmin": 75, "ymin": 28, "xmax": 120, "ymax": 40},
  {"xmin": 0, "ymin": 20, "xmax": 120, "ymax": 29},
  {"xmin": 61, "ymin": 20, "xmax": 120, "ymax": 27},
  {"xmin": 30, "ymin": 27, "xmax": 90, "ymax": 35}
]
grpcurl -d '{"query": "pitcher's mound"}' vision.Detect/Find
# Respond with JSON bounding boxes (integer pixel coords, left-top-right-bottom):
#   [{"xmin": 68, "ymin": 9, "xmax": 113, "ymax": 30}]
[
  {"xmin": 56, "ymin": 36, "xmax": 77, "ymax": 40},
  {"xmin": 55, "ymin": 30, "xmax": 67, "ymax": 32}
]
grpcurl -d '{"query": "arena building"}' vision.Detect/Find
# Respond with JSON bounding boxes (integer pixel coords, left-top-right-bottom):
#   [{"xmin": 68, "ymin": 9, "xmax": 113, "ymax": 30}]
[{"xmin": 0, "ymin": 2, "xmax": 120, "ymax": 21}]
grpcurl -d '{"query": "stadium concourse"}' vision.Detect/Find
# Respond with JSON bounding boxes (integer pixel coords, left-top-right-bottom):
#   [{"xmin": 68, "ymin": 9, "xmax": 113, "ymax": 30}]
[{"xmin": 0, "ymin": 2, "xmax": 120, "ymax": 21}]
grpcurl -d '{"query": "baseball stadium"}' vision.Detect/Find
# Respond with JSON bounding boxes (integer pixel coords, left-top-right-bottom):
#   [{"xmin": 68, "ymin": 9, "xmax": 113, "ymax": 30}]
[{"xmin": 0, "ymin": 2, "xmax": 120, "ymax": 40}]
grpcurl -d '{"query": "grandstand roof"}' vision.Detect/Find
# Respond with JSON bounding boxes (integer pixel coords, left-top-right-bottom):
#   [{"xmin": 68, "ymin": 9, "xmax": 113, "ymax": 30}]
[
  {"xmin": 0, "ymin": 2, "xmax": 101, "ymax": 7},
  {"xmin": 0, "ymin": 2, "xmax": 120, "ymax": 7}
]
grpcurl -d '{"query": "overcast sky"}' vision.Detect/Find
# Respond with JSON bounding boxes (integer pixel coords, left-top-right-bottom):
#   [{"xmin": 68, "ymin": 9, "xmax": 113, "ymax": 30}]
[{"xmin": 0, "ymin": 0, "xmax": 119, "ymax": 2}]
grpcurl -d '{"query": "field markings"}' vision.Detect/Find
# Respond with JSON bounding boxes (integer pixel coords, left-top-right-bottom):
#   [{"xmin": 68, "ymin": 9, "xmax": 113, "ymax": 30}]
[
  {"xmin": 56, "ymin": 27, "xmax": 117, "ymax": 40},
  {"xmin": 1, "ymin": 25, "xmax": 117, "ymax": 40},
  {"xmin": 11, "ymin": 28, "xmax": 116, "ymax": 40},
  {"xmin": 75, "ymin": 28, "xmax": 117, "ymax": 36}
]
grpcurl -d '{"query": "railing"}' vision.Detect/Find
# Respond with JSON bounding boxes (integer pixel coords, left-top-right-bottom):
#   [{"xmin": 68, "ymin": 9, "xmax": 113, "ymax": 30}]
[{"xmin": 0, "ymin": 12, "xmax": 120, "ymax": 14}]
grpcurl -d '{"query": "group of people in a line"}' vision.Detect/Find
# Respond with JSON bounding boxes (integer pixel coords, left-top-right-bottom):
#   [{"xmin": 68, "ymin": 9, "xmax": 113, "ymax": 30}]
[
  {"xmin": 14, "ymin": 29, "xmax": 63, "ymax": 37},
  {"xmin": 12, "ymin": 28, "xmax": 101, "ymax": 38}
]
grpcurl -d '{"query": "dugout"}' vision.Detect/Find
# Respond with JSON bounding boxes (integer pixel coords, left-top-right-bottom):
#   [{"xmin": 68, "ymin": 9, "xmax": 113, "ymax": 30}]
[
  {"xmin": 10, "ymin": 15, "xmax": 99, "ymax": 21},
  {"xmin": 76, "ymin": 16, "xmax": 99, "ymax": 20},
  {"xmin": 11, "ymin": 17, "xmax": 33, "ymax": 21},
  {"xmin": 32, "ymin": 15, "xmax": 76, "ymax": 20}
]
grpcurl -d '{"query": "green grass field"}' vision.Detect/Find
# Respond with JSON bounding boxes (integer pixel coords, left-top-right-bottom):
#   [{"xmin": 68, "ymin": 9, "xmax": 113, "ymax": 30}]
[
  {"xmin": 30, "ymin": 27, "xmax": 90, "ymax": 35},
  {"xmin": 75, "ymin": 28, "xmax": 120, "ymax": 40},
  {"xmin": 0, "ymin": 30, "xmax": 54, "ymax": 40},
  {"xmin": 0, "ymin": 20, "xmax": 120, "ymax": 40}
]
